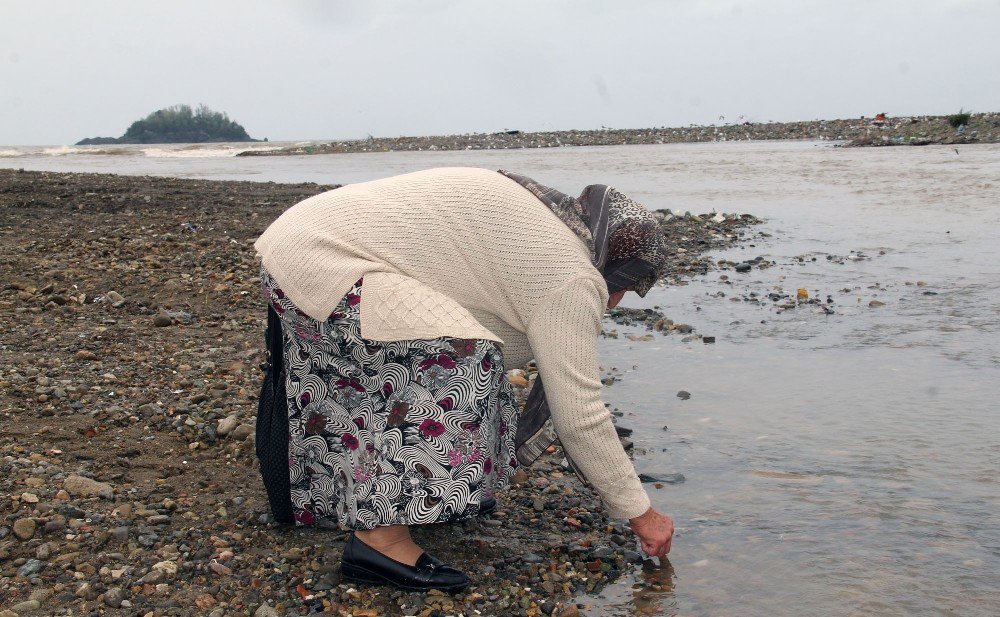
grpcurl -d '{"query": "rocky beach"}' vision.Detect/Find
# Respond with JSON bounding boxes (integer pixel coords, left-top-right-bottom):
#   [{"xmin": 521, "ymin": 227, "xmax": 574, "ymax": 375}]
[
  {"xmin": 237, "ymin": 113, "xmax": 1000, "ymax": 156},
  {"xmin": 0, "ymin": 169, "xmax": 763, "ymax": 616}
]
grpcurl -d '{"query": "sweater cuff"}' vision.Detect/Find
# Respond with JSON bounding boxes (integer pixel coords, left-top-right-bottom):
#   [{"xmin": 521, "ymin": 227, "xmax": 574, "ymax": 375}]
[{"xmin": 602, "ymin": 477, "xmax": 652, "ymax": 520}]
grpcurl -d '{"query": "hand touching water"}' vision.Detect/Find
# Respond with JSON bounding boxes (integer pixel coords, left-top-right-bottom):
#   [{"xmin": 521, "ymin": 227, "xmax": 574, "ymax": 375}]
[{"xmin": 630, "ymin": 507, "xmax": 674, "ymax": 558}]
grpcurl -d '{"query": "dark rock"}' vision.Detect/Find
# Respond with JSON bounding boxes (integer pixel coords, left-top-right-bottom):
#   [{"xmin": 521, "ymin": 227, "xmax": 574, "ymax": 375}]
[
  {"xmin": 676, "ymin": 390, "xmax": 691, "ymax": 400},
  {"xmin": 613, "ymin": 425, "xmax": 633, "ymax": 437},
  {"xmin": 152, "ymin": 314, "xmax": 173, "ymax": 327},
  {"xmin": 638, "ymin": 472, "xmax": 686, "ymax": 484},
  {"xmin": 622, "ymin": 550, "xmax": 644, "ymax": 564},
  {"xmin": 104, "ymin": 586, "xmax": 126, "ymax": 608},
  {"xmin": 17, "ymin": 558, "xmax": 46, "ymax": 577}
]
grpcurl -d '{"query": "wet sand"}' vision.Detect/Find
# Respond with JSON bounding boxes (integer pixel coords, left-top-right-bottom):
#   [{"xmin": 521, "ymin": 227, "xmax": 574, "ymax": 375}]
[{"xmin": 0, "ymin": 169, "xmax": 762, "ymax": 616}]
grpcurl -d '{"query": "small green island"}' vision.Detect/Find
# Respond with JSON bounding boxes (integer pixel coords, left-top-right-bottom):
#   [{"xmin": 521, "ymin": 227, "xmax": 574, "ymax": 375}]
[{"xmin": 76, "ymin": 104, "xmax": 258, "ymax": 145}]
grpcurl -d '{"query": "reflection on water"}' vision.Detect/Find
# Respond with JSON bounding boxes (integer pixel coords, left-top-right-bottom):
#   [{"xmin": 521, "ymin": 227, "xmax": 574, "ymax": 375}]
[
  {"xmin": 614, "ymin": 560, "xmax": 679, "ymax": 617},
  {"xmin": 3, "ymin": 140, "xmax": 999, "ymax": 616}
]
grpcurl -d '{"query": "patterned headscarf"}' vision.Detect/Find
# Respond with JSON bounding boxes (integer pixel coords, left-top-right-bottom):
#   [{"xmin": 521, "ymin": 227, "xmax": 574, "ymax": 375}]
[{"xmin": 498, "ymin": 170, "xmax": 667, "ymax": 296}]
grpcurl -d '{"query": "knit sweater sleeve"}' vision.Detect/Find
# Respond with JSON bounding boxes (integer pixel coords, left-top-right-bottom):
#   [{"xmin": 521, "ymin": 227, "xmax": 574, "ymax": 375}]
[{"xmin": 526, "ymin": 278, "xmax": 651, "ymax": 520}]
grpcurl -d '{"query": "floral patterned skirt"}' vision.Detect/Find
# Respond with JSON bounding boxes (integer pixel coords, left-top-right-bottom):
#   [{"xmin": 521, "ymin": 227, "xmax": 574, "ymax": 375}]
[{"xmin": 261, "ymin": 268, "xmax": 518, "ymax": 530}]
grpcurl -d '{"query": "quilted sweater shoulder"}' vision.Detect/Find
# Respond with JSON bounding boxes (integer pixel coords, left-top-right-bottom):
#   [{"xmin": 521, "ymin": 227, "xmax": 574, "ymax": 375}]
[{"xmin": 359, "ymin": 273, "xmax": 501, "ymax": 343}]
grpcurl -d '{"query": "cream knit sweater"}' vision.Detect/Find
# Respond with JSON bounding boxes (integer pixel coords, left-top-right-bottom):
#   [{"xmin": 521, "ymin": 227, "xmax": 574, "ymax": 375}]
[{"xmin": 255, "ymin": 167, "xmax": 650, "ymax": 520}]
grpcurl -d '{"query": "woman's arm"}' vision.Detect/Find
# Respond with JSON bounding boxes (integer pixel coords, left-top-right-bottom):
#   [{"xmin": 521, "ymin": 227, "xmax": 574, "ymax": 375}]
[{"xmin": 525, "ymin": 277, "xmax": 650, "ymax": 520}]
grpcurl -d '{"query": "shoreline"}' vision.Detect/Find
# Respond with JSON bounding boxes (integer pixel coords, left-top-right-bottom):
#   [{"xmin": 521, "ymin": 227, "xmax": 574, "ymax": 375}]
[
  {"xmin": 238, "ymin": 113, "xmax": 1000, "ymax": 156},
  {"xmin": 0, "ymin": 169, "xmax": 764, "ymax": 616}
]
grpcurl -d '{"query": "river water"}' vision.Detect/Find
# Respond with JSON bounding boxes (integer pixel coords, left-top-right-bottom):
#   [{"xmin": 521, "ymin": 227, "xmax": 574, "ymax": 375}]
[{"xmin": 3, "ymin": 141, "xmax": 998, "ymax": 616}]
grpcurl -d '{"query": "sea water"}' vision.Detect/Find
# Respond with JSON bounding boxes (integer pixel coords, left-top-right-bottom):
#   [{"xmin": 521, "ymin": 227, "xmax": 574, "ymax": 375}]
[{"xmin": 3, "ymin": 140, "xmax": 998, "ymax": 616}]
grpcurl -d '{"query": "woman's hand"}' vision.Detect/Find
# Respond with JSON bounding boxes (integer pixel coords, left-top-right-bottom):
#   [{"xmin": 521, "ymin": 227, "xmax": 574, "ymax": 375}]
[{"xmin": 630, "ymin": 507, "xmax": 674, "ymax": 558}]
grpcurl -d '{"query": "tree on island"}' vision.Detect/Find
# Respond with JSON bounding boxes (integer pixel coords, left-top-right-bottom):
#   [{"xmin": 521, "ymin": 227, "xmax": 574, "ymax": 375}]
[{"xmin": 77, "ymin": 104, "xmax": 256, "ymax": 145}]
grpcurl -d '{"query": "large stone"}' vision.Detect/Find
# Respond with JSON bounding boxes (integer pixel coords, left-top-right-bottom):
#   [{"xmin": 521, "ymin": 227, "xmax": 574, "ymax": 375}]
[
  {"xmin": 9, "ymin": 601, "xmax": 41, "ymax": 614},
  {"xmin": 13, "ymin": 518, "xmax": 36, "ymax": 540},
  {"xmin": 231, "ymin": 424, "xmax": 254, "ymax": 441},
  {"xmin": 105, "ymin": 290, "xmax": 125, "ymax": 307},
  {"xmin": 152, "ymin": 560, "xmax": 178, "ymax": 575},
  {"xmin": 138, "ymin": 569, "xmax": 166, "ymax": 585},
  {"xmin": 63, "ymin": 474, "xmax": 113, "ymax": 499},
  {"xmin": 152, "ymin": 314, "xmax": 173, "ymax": 327},
  {"xmin": 103, "ymin": 586, "xmax": 126, "ymax": 608},
  {"xmin": 217, "ymin": 415, "xmax": 239, "ymax": 436}
]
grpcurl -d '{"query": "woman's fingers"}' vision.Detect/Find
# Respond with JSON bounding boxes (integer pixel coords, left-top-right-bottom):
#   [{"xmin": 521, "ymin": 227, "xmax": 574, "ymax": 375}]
[{"xmin": 641, "ymin": 539, "xmax": 671, "ymax": 557}]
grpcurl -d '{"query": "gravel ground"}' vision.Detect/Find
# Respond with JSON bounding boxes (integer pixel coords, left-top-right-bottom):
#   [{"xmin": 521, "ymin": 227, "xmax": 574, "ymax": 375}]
[
  {"xmin": 0, "ymin": 169, "xmax": 762, "ymax": 616},
  {"xmin": 237, "ymin": 113, "xmax": 1000, "ymax": 156}
]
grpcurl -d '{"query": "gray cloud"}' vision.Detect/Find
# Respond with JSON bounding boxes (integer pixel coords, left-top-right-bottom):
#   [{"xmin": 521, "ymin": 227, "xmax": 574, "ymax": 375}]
[{"xmin": 1, "ymin": 0, "xmax": 998, "ymax": 145}]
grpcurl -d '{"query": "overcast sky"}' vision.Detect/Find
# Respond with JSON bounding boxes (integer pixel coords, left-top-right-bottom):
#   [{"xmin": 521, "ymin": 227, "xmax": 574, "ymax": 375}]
[{"xmin": 2, "ymin": 0, "xmax": 998, "ymax": 145}]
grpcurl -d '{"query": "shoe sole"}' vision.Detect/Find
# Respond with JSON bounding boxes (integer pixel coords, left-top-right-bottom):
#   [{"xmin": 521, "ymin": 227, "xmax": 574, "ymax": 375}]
[{"xmin": 341, "ymin": 562, "xmax": 469, "ymax": 592}]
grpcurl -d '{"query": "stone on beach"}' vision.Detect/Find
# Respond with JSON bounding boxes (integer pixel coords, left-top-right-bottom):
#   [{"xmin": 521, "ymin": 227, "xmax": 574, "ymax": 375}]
[
  {"xmin": 217, "ymin": 414, "xmax": 240, "ymax": 435},
  {"xmin": 13, "ymin": 518, "xmax": 37, "ymax": 540},
  {"xmin": 63, "ymin": 474, "xmax": 114, "ymax": 499},
  {"xmin": 232, "ymin": 423, "xmax": 254, "ymax": 441},
  {"xmin": 152, "ymin": 313, "xmax": 173, "ymax": 327},
  {"xmin": 104, "ymin": 290, "xmax": 126, "ymax": 307},
  {"xmin": 8, "ymin": 601, "xmax": 41, "ymax": 614}
]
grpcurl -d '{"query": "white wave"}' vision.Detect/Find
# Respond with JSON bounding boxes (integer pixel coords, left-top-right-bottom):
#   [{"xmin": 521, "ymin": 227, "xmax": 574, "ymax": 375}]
[
  {"xmin": 142, "ymin": 145, "xmax": 236, "ymax": 158},
  {"xmin": 0, "ymin": 149, "xmax": 25, "ymax": 157},
  {"xmin": 86, "ymin": 147, "xmax": 135, "ymax": 156},
  {"xmin": 43, "ymin": 146, "xmax": 87, "ymax": 156},
  {"xmin": 141, "ymin": 143, "xmax": 287, "ymax": 158}
]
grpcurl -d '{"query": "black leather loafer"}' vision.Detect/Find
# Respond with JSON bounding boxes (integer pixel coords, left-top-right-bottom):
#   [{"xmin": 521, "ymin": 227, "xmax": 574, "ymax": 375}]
[{"xmin": 341, "ymin": 533, "xmax": 470, "ymax": 592}]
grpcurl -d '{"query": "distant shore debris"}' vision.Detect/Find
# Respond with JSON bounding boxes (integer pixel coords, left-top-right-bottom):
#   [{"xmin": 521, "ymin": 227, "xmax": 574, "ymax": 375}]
[{"xmin": 235, "ymin": 112, "xmax": 999, "ymax": 156}]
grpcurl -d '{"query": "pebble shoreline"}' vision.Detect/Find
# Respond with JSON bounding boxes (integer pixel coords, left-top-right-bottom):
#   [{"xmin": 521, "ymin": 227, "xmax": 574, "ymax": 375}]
[
  {"xmin": 0, "ymin": 169, "xmax": 763, "ymax": 616},
  {"xmin": 237, "ymin": 113, "xmax": 1000, "ymax": 156}
]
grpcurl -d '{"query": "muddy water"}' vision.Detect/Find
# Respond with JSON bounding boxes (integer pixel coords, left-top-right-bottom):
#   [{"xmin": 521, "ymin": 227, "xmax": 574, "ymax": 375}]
[
  {"xmin": 586, "ymin": 143, "xmax": 1000, "ymax": 616},
  {"xmin": 4, "ymin": 140, "xmax": 998, "ymax": 615}
]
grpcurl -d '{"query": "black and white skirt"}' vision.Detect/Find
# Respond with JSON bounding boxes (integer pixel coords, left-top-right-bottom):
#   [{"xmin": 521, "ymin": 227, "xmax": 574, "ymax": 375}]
[{"xmin": 261, "ymin": 268, "xmax": 518, "ymax": 530}]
